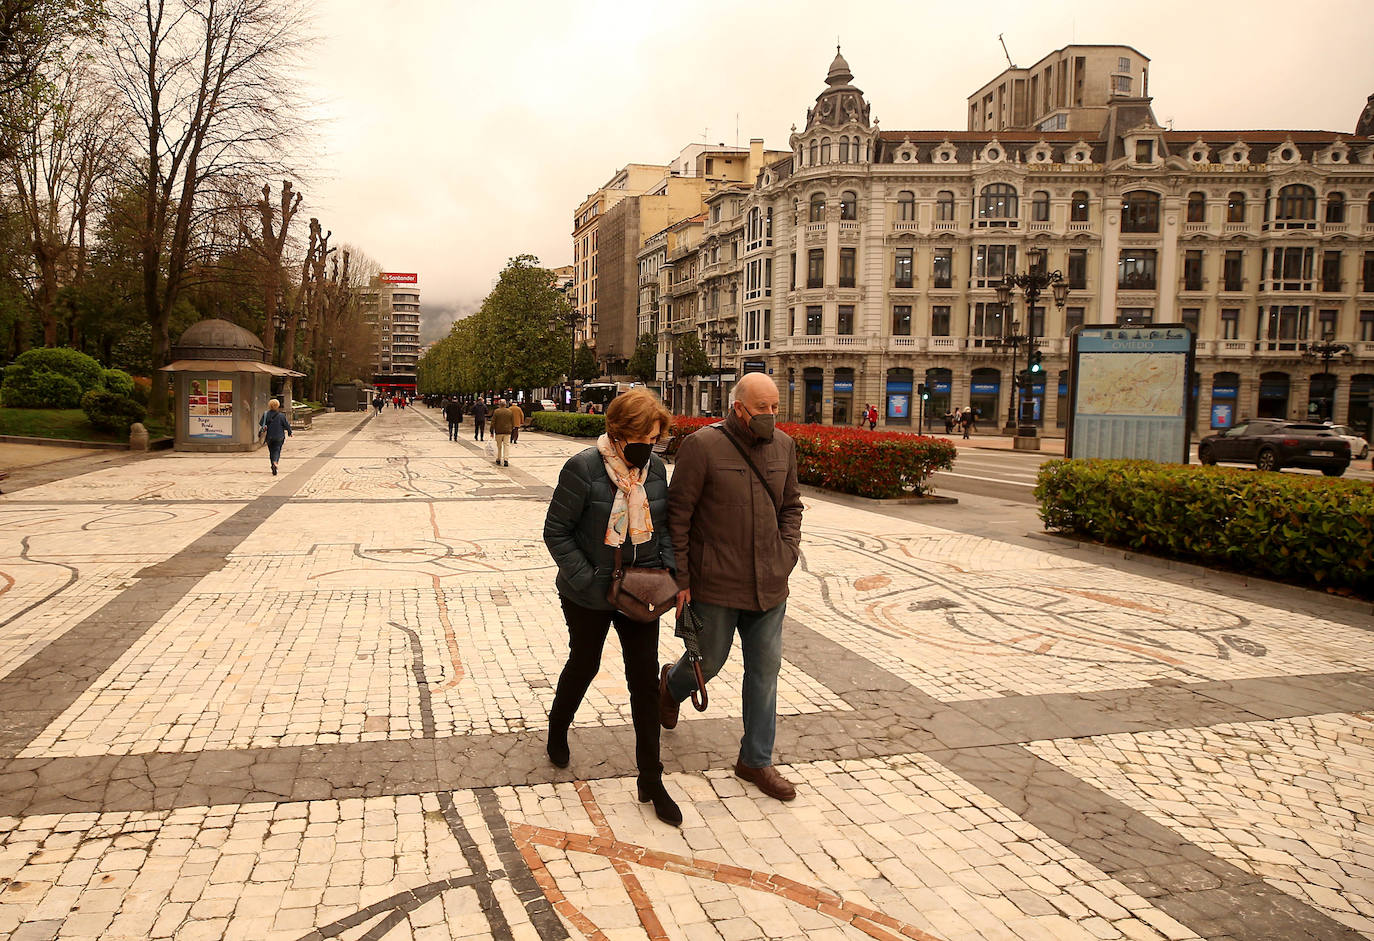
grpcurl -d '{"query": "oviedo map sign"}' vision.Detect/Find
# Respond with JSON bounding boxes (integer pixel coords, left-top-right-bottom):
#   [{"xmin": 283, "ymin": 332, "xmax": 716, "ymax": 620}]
[{"xmin": 1066, "ymin": 324, "xmax": 1195, "ymax": 464}]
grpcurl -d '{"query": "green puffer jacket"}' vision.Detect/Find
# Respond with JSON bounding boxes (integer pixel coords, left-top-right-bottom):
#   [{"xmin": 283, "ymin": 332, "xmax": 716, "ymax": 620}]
[{"xmin": 543, "ymin": 447, "xmax": 675, "ymax": 611}]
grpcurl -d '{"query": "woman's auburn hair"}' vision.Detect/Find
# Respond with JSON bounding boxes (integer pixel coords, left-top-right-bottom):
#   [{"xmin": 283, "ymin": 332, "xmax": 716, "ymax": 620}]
[{"xmin": 605, "ymin": 387, "xmax": 672, "ymax": 441}]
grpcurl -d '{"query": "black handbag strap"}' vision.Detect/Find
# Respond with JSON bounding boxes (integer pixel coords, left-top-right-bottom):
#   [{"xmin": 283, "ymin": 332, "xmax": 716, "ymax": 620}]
[{"xmin": 715, "ymin": 425, "xmax": 781, "ymax": 517}]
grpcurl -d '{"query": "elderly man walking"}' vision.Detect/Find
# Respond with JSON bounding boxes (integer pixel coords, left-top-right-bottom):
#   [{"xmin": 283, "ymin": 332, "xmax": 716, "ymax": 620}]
[
  {"xmin": 490, "ymin": 398, "xmax": 515, "ymax": 467},
  {"xmin": 658, "ymin": 372, "xmax": 805, "ymax": 801}
]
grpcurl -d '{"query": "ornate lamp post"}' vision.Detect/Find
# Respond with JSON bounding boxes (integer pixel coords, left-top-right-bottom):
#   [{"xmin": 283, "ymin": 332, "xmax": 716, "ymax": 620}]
[
  {"xmin": 705, "ymin": 326, "xmax": 736, "ymax": 415},
  {"xmin": 1300, "ymin": 333, "xmax": 1352, "ymax": 421},
  {"xmin": 994, "ymin": 270, "xmax": 1069, "ymax": 447},
  {"xmin": 987, "ymin": 324, "xmax": 1028, "ymax": 435}
]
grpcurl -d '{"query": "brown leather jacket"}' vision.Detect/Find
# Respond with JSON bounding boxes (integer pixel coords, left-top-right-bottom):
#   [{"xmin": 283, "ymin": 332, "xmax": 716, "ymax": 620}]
[
  {"xmin": 668, "ymin": 412, "xmax": 804, "ymax": 612},
  {"xmin": 490, "ymin": 407, "xmax": 515, "ymax": 435}
]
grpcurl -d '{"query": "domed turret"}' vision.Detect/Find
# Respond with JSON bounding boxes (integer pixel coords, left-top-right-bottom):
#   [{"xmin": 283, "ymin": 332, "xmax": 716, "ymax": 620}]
[
  {"xmin": 826, "ymin": 47, "xmax": 853, "ymax": 87},
  {"xmin": 805, "ymin": 46, "xmax": 870, "ymax": 131},
  {"xmin": 1356, "ymin": 93, "xmax": 1374, "ymax": 138}
]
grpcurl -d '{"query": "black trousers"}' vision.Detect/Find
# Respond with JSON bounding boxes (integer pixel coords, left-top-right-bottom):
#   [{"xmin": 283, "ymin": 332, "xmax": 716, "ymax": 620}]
[
  {"xmin": 550, "ymin": 595, "xmax": 661, "ymax": 780},
  {"xmin": 447, "ymin": 420, "xmax": 459, "ymax": 440},
  {"xmin": 473, "ymin": 419, "xmax": 485, "ymax": 440}
]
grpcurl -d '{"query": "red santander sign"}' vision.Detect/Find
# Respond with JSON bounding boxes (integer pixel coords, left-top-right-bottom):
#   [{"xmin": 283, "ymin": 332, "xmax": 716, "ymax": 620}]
[{"xmin": 380, "ymin": 272, "xmax": 418, "ymax": 284}]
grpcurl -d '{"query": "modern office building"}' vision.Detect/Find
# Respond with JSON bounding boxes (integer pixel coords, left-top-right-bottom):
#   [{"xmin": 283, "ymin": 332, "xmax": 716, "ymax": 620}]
[{"xmin": 361, "ymin": 273, "xmax": 422, "ymax": 394}]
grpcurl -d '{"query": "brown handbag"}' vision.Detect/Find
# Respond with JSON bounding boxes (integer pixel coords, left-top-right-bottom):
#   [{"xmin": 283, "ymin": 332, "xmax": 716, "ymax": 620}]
[{"xmin": 606, "ymin": 546, "xmax": 678, "ymax": 623}]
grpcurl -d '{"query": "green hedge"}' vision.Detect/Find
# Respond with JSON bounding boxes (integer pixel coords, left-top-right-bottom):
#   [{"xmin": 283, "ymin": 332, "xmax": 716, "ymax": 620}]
[
  {"xmin": 1, "ymin": 347, "xmax": 105, "ymax": 408},
  {"xmin": 100, "ymin": 368, "xmax": 136, "ymax": 397},
  {"xmin": 1035, "ymin": 459, "xmax": 1373, "ymax": 596},
  {"xmin": 81, "ymin": 389, "xmax": 146, "ymax": 435},
  {"xmin": 531, "ymin": 411, "xmax": 606, "ymax": 437}
]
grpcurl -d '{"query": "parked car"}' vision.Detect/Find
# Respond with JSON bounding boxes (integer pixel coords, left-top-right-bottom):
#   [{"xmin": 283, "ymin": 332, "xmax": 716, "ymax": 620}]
[
  {"xmin": 540, "ymin": 399, "xmax": 557, "ymax": 412},
  {"xmin": 1198, "ymin": 420, "xmax": 1351, "ymax": 476},
  {"xmin": 1324, "ymin": 423, "xmax": 1370, "ymax": 459}
]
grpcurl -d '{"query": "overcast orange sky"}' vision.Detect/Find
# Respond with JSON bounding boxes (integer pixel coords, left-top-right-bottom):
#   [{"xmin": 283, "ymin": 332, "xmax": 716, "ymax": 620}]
[{"xmin": 304, "ymin": 0, "xmax": 1374, "ymax": 335}]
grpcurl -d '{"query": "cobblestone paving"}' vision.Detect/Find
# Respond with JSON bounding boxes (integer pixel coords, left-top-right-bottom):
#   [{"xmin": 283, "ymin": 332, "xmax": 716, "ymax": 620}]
[{"xmin": 0, "ymin": 407, "xmax": 1371, "ymax": 940}]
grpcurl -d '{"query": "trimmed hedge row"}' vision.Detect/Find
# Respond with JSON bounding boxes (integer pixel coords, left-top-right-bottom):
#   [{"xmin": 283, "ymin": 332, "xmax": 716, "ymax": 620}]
[
  {"xmin": 1035, "ymin": 459, "xmax": 1374, "ymax": 596},
  {"xmin": 530, "ymin": 411, "xmax": 605, "ymax": 437}
]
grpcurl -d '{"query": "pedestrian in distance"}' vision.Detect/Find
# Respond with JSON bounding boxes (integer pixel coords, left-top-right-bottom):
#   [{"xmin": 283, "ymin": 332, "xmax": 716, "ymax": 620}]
[
  {"xmin": 490, "ymin": 399, "xmax": 515, "ymax": 466},
  {"xmin": 509, "ymin": 400, "xmax": 524, "ymax": 445},
  {"xmin": 471, "ymin": 398, "xmax": 488, "ymax": 441},
  {"xmin": 867, "ymin": 403, "xmax": 878, "ymax": 431},
  {"xmin": 443, "ymin": 397, "xmax": 463, "ymax": 441},
  {"xmin": 372, "ymin": 394, "xmax": 384, "ymax": 416},
  {"xmin": 960, "ymin": 406, "xmax": 974, "ymax": 439},
  {"xmin": 542, "ymin": 388, "xmax": 681, "ymax": 825},
  {"xmin": 659, "ymin": 372, "xmax": 805, "ymax": 802},
  {"xmin": 858, "ymin": 404, "xmax": 870, "ymax": 428},
  {"xmin": 943, "ymin": 410, "xmax": 956, "ymax": 435},
  {"xmin": 258, "ymin": 398, "xmax": 293, "ymax": 476}
]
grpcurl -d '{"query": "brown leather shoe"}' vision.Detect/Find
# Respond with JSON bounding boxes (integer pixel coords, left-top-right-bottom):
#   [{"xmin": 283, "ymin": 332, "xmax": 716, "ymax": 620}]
[
  {"xmin": 734, "ymin": 761, "xmax": 797, "ymax": 801},
  {"xmin": 658, "ymin": 665, "xmax": 679, "ymax": 730}
]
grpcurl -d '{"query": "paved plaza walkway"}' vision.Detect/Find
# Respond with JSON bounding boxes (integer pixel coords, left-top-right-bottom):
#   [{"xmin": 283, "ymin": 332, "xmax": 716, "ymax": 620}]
[{"xmin": 0, "ymin": 407, "xmax": 1371, "ymax": 941}]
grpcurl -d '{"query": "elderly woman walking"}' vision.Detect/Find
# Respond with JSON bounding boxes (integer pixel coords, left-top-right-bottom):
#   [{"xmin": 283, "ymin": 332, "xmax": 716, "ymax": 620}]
[
  {"xmin": 542, "ymin": 388, "xmax": 682, "ymax": 826},
  {"xmin": 258, "ymin": 398, "xmax": 293, "ymax": 476}
]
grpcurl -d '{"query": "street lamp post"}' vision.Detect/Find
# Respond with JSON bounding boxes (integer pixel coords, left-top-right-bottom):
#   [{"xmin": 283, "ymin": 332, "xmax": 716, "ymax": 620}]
[
  {"xmin": 994, "ymin": 270, "xmax": 1069, "ymax": 448},
  {"xmin": 1300, "ymin": 333, "xmax": 1352, "ymax": 421},
  {"xmin": 706, "ymin": 326, "xmax": 736, "ymax": 416},
  {"xmin": 326, "ymin": 338, "xmax": 335, "ymax": 405},
  {"xmin": 988, "ymin": 326, "xmax": 1026, "ymax": 435}
]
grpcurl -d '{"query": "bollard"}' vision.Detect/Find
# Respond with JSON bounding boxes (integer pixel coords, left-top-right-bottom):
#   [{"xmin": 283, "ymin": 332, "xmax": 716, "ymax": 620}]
[{"xmin": 128, "ymin": 422, "xmax": 150, "ymax": 451}]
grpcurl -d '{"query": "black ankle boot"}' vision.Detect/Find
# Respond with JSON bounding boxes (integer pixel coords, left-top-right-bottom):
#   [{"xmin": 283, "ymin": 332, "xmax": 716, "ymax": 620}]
[
  {"xmin": 546, "ymin": 729, "xmax": 570, "ymax": 768},
  {"xmin": 637, "ymin": 778, "xmax": 682, "ymax": 827}
]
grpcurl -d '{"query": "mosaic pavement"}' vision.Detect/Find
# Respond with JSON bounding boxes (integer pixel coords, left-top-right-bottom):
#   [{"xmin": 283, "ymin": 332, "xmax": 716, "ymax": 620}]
[{"xmin": 0, "ymin": 405, "xmax": 1371, "ymax": 940}]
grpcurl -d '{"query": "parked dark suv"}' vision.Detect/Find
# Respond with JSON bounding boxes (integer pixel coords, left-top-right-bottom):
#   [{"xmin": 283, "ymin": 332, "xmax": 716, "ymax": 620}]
[{"xmin": 1198, "ymin": 420, "xmax": 1351, "ymax": 476}]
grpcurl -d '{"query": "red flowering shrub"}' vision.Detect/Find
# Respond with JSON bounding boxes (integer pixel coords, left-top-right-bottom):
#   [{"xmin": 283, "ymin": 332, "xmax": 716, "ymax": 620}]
[{"xmin": 670, "ymin": 417, "xmax": 956, "ymax": 498}]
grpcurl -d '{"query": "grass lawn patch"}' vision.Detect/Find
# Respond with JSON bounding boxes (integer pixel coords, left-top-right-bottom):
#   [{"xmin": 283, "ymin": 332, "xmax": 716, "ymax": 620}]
[{"xmin": 0, "ymin": 408, "xmax": 124, "ymax": 443}]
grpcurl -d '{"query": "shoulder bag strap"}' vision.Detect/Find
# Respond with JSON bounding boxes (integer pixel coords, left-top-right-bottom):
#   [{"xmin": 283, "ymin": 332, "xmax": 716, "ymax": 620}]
[{"xmin": 715, "ymin": 425, "xmax": 781, "ymax": 518}]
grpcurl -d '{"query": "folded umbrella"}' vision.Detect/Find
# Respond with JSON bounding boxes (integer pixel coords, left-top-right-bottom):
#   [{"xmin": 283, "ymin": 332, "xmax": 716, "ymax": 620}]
[{"xmin": 673, "ymin": 602, "xmax": 710, "ymax": 712}]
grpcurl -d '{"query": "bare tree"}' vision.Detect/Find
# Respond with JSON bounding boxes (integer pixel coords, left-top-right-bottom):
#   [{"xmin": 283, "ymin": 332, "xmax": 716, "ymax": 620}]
[
  {"xmin": 107, "ymin": 0, "xmax": 311, "ymax": 418},
  {"xmin": 239, "ymin": 180, "xmax": 300, "ymax": 358}
]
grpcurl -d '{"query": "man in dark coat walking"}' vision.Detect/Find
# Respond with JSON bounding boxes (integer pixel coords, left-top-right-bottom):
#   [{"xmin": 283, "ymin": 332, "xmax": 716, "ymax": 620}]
[
  {"xmin": 443, "ymin": 398, "xmax": 463, "ymax": 441},
  {"xmin": 471, "ymin": 399, "xmax": 488, "ymax": 441}
]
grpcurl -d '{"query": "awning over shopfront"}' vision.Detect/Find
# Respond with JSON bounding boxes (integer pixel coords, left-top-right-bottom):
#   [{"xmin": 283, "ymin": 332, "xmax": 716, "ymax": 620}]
[{"xmin": 159, "ymin": 359, "xmax": 305, "ymax": 377}]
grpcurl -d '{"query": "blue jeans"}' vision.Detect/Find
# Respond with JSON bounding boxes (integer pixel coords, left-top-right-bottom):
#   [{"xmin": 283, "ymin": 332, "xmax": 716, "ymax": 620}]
[
  {"xmin": 666, "ymin": 599, "xmax": 785, "ymax": 769},
  {"xmin": 266, "ymin": 438, "xmax": 284, "ymax": 465}
]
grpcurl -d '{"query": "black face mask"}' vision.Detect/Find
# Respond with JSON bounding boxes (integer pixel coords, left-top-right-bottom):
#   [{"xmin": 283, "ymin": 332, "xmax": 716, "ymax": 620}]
[{"xmin": 621, "ymin": 441, "xmax": 653, "ymax": 470}]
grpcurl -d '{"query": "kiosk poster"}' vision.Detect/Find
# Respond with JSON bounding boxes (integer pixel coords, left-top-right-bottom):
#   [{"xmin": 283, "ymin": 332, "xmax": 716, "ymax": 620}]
[
  {"xmin": 1066, "ymin": 325, "xmax": 1194, "ymax": 463},
  {"xmin": 188, "ymin": 376, "xmax": 234, "ymax": 439}
]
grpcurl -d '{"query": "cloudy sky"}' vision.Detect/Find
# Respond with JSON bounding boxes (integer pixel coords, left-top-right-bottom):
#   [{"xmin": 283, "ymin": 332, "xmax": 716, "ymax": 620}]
[{"xmin": 305, "ymin": 0, "xmax": 1374, "ymax": 338}]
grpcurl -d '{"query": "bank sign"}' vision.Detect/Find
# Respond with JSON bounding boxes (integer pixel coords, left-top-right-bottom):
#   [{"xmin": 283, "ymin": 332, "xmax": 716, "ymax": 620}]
[
  {"xmin": 380, "ymin": 272, "xmax": 418, "ymax": 284},
  {"xmin": 1066, "ymin": 324, "xmax": 1195, "ymax": 464}
]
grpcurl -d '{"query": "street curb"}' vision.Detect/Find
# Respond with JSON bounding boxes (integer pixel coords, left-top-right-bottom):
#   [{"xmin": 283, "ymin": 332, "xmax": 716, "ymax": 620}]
[
  {"xmin": 1026, "ymin": 530, "xmax": 1374, "ymax": 619},
  {"xmin": 799, "ymin": 484, "xmax": 958, "ymax": 506},
  {"xmin": 0, "ymin": 433, "xmax": 128, "ymax": 450}
]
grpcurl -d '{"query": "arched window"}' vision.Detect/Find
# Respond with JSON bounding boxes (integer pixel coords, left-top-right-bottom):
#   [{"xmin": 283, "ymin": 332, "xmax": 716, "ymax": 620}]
[
  {"xmin": 936, "ymin": 191, "xmax": 955, "ymax": 221},
  {"xmin": 1227, "ymin": 191, "xmax": 1246, "ymax": 223},
  {"xmin": 809, "ymin": 140, "xmax": 818, "ymax": 166},
  {"xmin": 1121, "ymin": 191, "xmax": 1160, "ymax": 232},
  {"xmin": 1187, "ymin": 191, "xmax": 1206, "ymax": 223},
  {"xmin": 1276, "ymin": 184, "xmax": 1316, "ymax": 220},
  {"xmin": 897, "ymin": 191, "xmax": 915, "ymax": 222},
  {"xmin": 820, "ymin": 138, "xmax": 831, "ymax": 164},
  {"xmin": 809, "ymin": 193, "xmax": 826, "ymax": 223},
  {"xmin": 840, "ymin": 191, "xmax": 858, "ymax": 221},
  {"xmin": 1070, "ymin": 191, "xmax": 1089, "ymax": 222},
  {"xmin": 838, "ymin": 136, "xmax": 849, "ymax": 163},
  {"xmin": 978, "ymin": 183, "xmax": 1018, "ymax": 221},
  {"xmin": 850, "ymin": 138, "xmax": 861, "ymax": 163},
  {"xmin": 1325, "ymin": 192, "xmax": 1346, "ymax": 224},
  {"xmin": 1031, "ymin": 191, "xmax": 1050, "ymax": 222}
]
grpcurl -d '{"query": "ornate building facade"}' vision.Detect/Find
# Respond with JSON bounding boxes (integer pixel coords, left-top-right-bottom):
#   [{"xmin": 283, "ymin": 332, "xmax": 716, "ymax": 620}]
[{"xmin": 714, "ymin": 48, "xmax": 1374, "ymax": 436}]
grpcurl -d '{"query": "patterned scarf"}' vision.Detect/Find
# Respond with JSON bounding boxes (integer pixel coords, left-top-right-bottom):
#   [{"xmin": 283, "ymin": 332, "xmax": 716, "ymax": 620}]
[{"xmin": 597, "ymin": 434, "xmax": 652, "ymax": 547}]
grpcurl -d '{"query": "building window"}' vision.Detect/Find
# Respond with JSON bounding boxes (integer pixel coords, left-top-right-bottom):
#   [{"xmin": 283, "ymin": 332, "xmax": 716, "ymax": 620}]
[
  {"xmin": 820, "ymin": 138, "xmax": 831, "ymax": 163},
  {"xmin": 974, "ymin": 244, "xmax": 1017, "ymax": 287},
  {"xmin": 1118, "ymin": 56, "xmax": 1131, "ymax": 72},
  {"xmin": 851, "ymin": 138, "xmax": 861, "ymax": 162},
  {"xmin": 1114, "ymin": 75, "xmax": 1132, "ymax": 94},
  {"xmin": 1364, "ymin": 252, "xmax": 1374, "ymax": 292},
  {"xmin": 1221, "ymin": 308, "xmax": 1240, "ymax": 340},
  {"xmin": 1361, "ymin": 310, "xmax": 1374, "ymax": 341},
  {"xmin": 788, "ymin": 306, "xmax": 795, "ymax": 336},
  {"xmin": 1271, "ymin": 246, "xmax": 1314, "ymax": 291},
  {"xmin": 711, "ymin": 204, "xmax": 721, "ymax": 224},
  {"xmin": 807, "ymin": 249, "xmax": 824, "ymax": 288},
  {"xmin": 1183, "ymin": 250, "xmax": 1204, "ymax": 291},
  {"xmin": 1031, "ymin": 191, "xmax": 1049, "ymax": 222},
  {"xmin": 1317, "ymin": 309, "xmax": 1338, "ymax": 339},
  {"xmin": 892, "ymin": 305, "xmax": 912, "ymax": 335},
  {"xmin": 897, "ymin": 191, "xmax": 915, "ymax": 221},
  {"xmin": 1187, "ymin": 192, "xmax": 1206, "ymax": 223},
  {"xmin": 1065, "ymin": 306, "xmax": 1085, "ymax": 334},
  {"xmin": 839, "ymin": 248, "xmax": 856, "ymax": 287},
  {"xmin": 1227, "ymin": 192, "xmax": 1246, "ymax": 223},
  {"xmin": 1134, "ymin": 139, "xmax": 1153, "ymax": 162},
  {"xmin": 809, "ymin": 193, "xmax": 825, "ymax": 222},
  {"xmin": 806, "ymin": 305, "xmax": 823, "ymax": 335},
  {"xmin": 790, "ymin": 253, "xmax": 796, "ymax": 291},
  {"xmin": 936, "ymin": 190, "xmax": 955, "ymax": 221},
  {"xmin": 1118, "ymin": 249, "xmax": 1158, "ymax": 290},
  {"xmin": 1070, "ymin": 191, "xmax": 1089, "ymax": 222},
  {"xmin": 1223, "ymin": 251, "xmax": 1244, "ymax": 291},
  {"xmin": 932, "ymin": 249, "xmax": 952, "ymax": 289},
  {"xmin": 809, "ymin": 140, "xmax": 818, "ymax": 165},
  {"xmin": 894, "ymin": 248, "xmax": 913, "ymax": 288},
  {"xmin": 931, "ymin": 305, "xmax": 951, "ymax": 336},
  {"xmin": 1276, "ymin": 184, "xmax": 1316, "ymax": 222},
  {"xmin": 1322, "ymin": 252, "xmax": 1342, "ymax": 293},
  {"xmin": 1262, "ymin": 305, "xmax": 1309, "ymax": 350},
  {"xmin": 1121, "ymin": 191, "xmax": 1160, "ymax": 232},
  {"xmin": 838, "ymin": 136, "xmax": 849, "ymax": 164},
  {"xmin": 1068, "ymin": 249, "xmax": 1087, "ymax": 290},
  {"xmin": 838, "ymin": 305, "xmax": 854, "ymax": 335},
  {"xmin": 840, "ymin": 191, "xmax": 857, "ymax": 220},
  {"xmin": 1181, "ymin": 308, "xmax": 1200, "ymax": 334},
  {"xmin": 978, "ymin": 183, "xmax": 1018, "ymax": 223},
  {"xmin": 1117, "ymin": 308, "xmax": 1153, "ymax": 325},
  {"xmin": 971, "ymin": 302, "xmax": 1005, "ymax": 343},
  {"xmin": 1326, "ymin": 192, "xmax": 1346, "ymax": 224}
]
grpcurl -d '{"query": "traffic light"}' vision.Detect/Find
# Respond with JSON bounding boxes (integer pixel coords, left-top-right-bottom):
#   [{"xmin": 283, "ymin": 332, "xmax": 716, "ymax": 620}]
[
  {"xmin": 1029, "ymin": 349, "xmax": 1043, "ymax": 373},
  {"xmin": 918, "ymin": 383, "xmax": 928, "ymax": 400}
]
